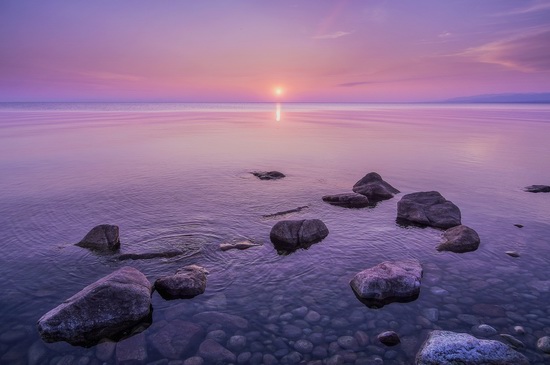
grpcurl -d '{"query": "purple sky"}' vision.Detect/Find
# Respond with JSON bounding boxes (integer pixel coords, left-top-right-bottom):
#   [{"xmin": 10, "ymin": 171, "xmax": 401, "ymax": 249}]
[{"xmin": 1, "ymin": 0, "xmax": 549, "ymax": 102}]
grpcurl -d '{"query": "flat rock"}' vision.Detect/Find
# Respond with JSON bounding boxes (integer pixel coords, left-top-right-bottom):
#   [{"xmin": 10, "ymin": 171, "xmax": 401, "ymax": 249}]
[
  {"xmin": 397, "ymin": 191, "xmax": 461, "ymax": 229},
  {"xmin": 149, "ymin": 320, "xmax": 204, "ymax": 359},
  {"xmin": 524, "ymin": 184, "xmax": 550, "ymax": 193},
  {"xmin": 437, "ymin": 225, "xmax": 480, "ymax": 253},
  {"xmin": 154, "ymin": 265, "xmax": 208, "ymax": 300},
  {"xmin": 270, "ymin": 219, "xmax": 329, "ymax": 252},
  {"xmin": 220, "ymin": 240, "xmax": 261, "ymax": 251},
  {"xmin": 352, "ymin": 172, "xmax": 400, "ymax": 201},
  {"xmin": 416, "ymin": 330, "xmax": 529, "ymax": 365},
  {"xmin": 198, "ymin": 339, "xmax": 236, "ymax": 363},
  {"xmin": 192, "ymin": 311, "xmax": 249, "ymax": 331},
  {"xmin": 322, "ymin": 193, "xmax": 370, "ymax": 208},
  {"xmin": 37, "ymin": 267, "xmax": 152, "ymax": 346},
  {"xmin": 350, "ymin": 259, "xmax": 422, "ymax": 307},
  {"xmin": 75, "ymin": 224, "xmax": 120, "ymax": 251},
  {"xmin": 378, "ymin": 331, "xmax": 400, "ymax": 346},
  {"xmin": 251, "ymin": 171, "xmax": 285, "ymax": 180}
]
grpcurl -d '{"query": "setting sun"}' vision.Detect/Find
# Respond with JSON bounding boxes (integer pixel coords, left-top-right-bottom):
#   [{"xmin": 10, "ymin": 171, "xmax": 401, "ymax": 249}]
[{"xmin": 274, "ymin": 87, "xmax": 284, "ymax": 97}]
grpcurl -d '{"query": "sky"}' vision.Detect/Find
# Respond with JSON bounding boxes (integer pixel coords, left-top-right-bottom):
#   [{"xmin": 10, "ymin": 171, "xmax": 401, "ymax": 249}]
[{"xmin": 1, "ymin": 0, "xmax": 549, "ymax": 102}]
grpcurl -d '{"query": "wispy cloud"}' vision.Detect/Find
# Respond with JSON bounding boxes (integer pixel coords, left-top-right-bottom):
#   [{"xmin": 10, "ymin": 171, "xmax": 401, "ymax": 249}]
[
  {"xmin": 494, "ymin": 1, "xmax": 550, "ymax": 16},
  {"xmin": 313, "ymin": 31, "xmax": 353, "ymax": 40},
  {"xmin": 438, "ymin": 32, "xmax": 452, "ymax": 38},
  {"xmin": 461, "ymin": 29, "xmax": 550, "ymax": 72}
]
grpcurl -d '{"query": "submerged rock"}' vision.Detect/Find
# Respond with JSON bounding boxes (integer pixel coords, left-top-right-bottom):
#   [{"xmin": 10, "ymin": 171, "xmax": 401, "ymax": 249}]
[
  {"xmin": 397, "ymin": 191, "xmax": 461, "ymax": 229},
  {"xmin": 198, "ymin": 339, "xmax": 236, "ymax": 363},
  {"xmin": 437, "ymin": 225, "xmax": 480, "ymax": 253},
  {"xmin": 537, "ymin": 336, "xmax": 550, "ymax": 353},
  {"xmin": 270, "ymin": 219, "xmax": 329, "ymax": 252},
  {"xmin": 352, "ymin": 172, "xmax": 400, "ymax": 201},
  {"xmin": 524, "ymin": 184, "xmax": 550, "ymax": 193},
  {"xmin": 322, "ymin": 193, "xmax": 370, "ymax": 208},
  {"xmin": 377, "ymin": 331, "xmax": 400, "ymax": 346},
  {"xmin": 220, "ymin": 240, "xmax": 261, "ymax": 251},
  {"xmin": 416, "ymin": 330, "xmax": 529, "ymax": 365},
  {"xmin": 251, "ymin": 171, "xmax": 285, "ymax": 180},
  {"xmin": 506, "ymin": 251, "xmax": 520, "ymax": 258},
  {"xmin": 75, "ymin": 224, "xmax": 120, "ymax": 251},
  {"xmin": 117, "ymin": 250, "xmax": 184, "ymax": 260},
  {"xmin": 350, "ymin": 259, "xmax": 422, "ymax": 307},
  {"xmin": 37, "ymin": 267, "xmax": 152, "ymax": 346},
  {"xmin": 192, "ymin": 311, "xmax": 249, "ymax": 330},
  {"xmin": 263, "ymin": 206, "xmax": 309, "ymax": 218},
  {"xmin": 154, "ymin": 265, "xmax": 208, "ymax": 300},
  {"xmin": 149, "ymin": 320, "xmax": 204, "ymax": 359}
]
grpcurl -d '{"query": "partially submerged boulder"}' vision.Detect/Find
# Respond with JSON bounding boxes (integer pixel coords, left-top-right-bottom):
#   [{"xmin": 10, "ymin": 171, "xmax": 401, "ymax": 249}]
[
  {"xmin": 350, "ymin": 259, "xmax": 422, "ymax": 307},
  {"xmin": 397, "ymin": 191, "xmax": 461, "ymax": 229},
  {"xmin": 322, "ymin": 193, "xmax": 370, "ymax": 208},
  {"xmin": 352, "ymin": 172, "xmax": 400, "ymax": 201},
  {"xmin": 270, "ymin": 219, "xmax": 329, "ymax": 252},
  {"xmin": 416, "ymin": 330, "xmax": 529, "ymax": 365},
  {"xmin": 37, "ymin": 267, "xmax": 152, "ymax": 346},
  {"xmin": 220, "ymin": 240, "xmax": 261, "ymax": 251},
  {"xmin": 437, "ymin": 225, "xmax": 480, "ymax": 253},
  {"xmin": 76, "ymin": 224, "xmax": 120, "ymax": 251},
  {"xmin": 251, "ymin": 171, "xmax": 285, "ymax": 180},
  {"xmin": 154, "ymin": 265, "xmax": 208, "ymax": 300},
  {"xmin": 524, "ymin": 184, "xmax": 550, "ymax": 193}
]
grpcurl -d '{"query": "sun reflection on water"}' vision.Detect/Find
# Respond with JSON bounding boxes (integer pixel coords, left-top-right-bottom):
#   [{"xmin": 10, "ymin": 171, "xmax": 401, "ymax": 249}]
[{"xmin": 275, "ymin": 103, "xmax": 281, "ymax": 122}]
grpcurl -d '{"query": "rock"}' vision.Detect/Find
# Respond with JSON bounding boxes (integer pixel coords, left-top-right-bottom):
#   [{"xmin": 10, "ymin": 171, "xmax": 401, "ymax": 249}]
[
  {"xmin": 251, "ymin": 171, "xmax": 285, "ymax": 180},
  {"xmin": 437, "ymin": 225, "xmax": 480, "ymax": 253},
  {"xmin": 95, "ymin": 341, "xmax": 116, "ymax": 361},
  {"xmin": 354, "ymin": 331, "xmax": 369, "ymax": 347},
  {"xmin": 352, "ymin": 172, "xmax": 400, "ymax": 201},
  {"xmin": 291, "ymin": 306, "xmax": 308, "ymax": 317},
  {"xmin": 322, "ymin": 193, "xmax": 370, "ymax": 208},
  {"xmin": 396, "ymin": 191, "xmax": 461, "ymax": 229},
  {"xmin": 192, "ymin": 311, "xmax": 249, "ymax": 330},
  {"xmin": 377, "ymin": 331, "xmax": 400, "ymax": 346},
  {"xmin": 206, "ymin": 330, "xmax": 227, "ymax": 343},
  {"xmin": 237, "ymin": 352, "xmax": 252, "ymax": 364},
  {"xmin": 75, "ymin": 224, "xmax": 120, "ymax": 251},
  {"xmin": 116, "ymin": 332, "xmax": 147, "ymax": 364},
  {"xmin": 149, "ymin": 320, "xmax": 204, "ymax": 359},
  {"xmin": 499, "ymin": 334, "xmax": 525, "ymax": 348},
  {"xmin": 337, "ymin": 336, "xmax": 357, "ymax": 349},
  {"xmin": 416, "ymin": 330, "xmax": 529, "ymax": 365},
  {"xmin": 154, "ymin": 265, "xmax": 208, "ymax": 300},
  {"xmin": 294, "ymin": 339, "xmax": 313, "ymax": 354},
  {"xmin": 28, "ymin": 340, "xmax": 48, "ymax": 365},
  {"xmin": 37, "ymin": 267, "xmax": 152, "ymax": 346},
  {"xmin": 514, "ymin": 224, "xmax": 524, "ymax": 228},
  {"xmin": 117, "ymin": 250, "xmax": 184, "ymax": 260},
  {"xmin": 263, "ymin": 206, "xmax": 309, "ymax": 218},
  {"xmin": 220, "ymin": 240, "xmax": 261, "ymax": 251},
  {"xmin": 226, "ymin": 335, "xmax": 246, "ymax": 352},
  {"xmin": 524, "ymin": 184, "xmax": 550, "ymax": 193},
  {"xmin": 471, "ymin": 324, "xmax": 497, "ymax": 337},
  {"xmin": 505, "ymin": 251, "xmax": 520, "ymax": 257},
  {"xmin": 183, "ymin": 357, "xmax": 204, "ymax": 365},
  {"xmin": 471, "ymin": 303, "xmax": 506, "ymax": 317},
  {"xmin": 536, "ymin": 336, "xmax": 550, "ymax": 353},
  {"xmin": 282, "ymin": 324, "xmax": 302, "ymax": 340},
  {"xmin": 270, "ymin": 219, "xmax": 329, "ymax": 252},
  {"xmin": 513, "ymin": 326, "xmax": 525, "ymax": 335},
  {"xmin": 305, "ymin": 310, "xmax": 321, "ymax": 323},
  {"xmin": 198, "ymin": 339, "xmax": 236, "ymax": 363},
  {"xmin": 350, "ymin": 259, "xmax": 422, "ymax": 307}
]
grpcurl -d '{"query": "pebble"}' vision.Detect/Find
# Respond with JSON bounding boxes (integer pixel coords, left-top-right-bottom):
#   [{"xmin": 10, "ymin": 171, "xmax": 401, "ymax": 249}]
[
  {"xmin": 281, "ymin": 351, "xmax": 302, "ymax": 364},
  {"xmin": 457, "ymin": 314, "xmax": 480, "ymax": 325},
  {"xmin": 28, "ymin": 340, "xmax": 48, "ymax": 365},
  {"xmin": 280, "ymin": 312, "xmax": 293, "ymax": 321},
  {"xmin": 226, "ymin": 335, "xmax": 247, "ymax": 352},
  {"xmin": 513, "ymin": 325, "xmax": 525, "ymax": 334},
  {"xmin": 337, "ymin": 336, "xmax": 357, "ymax": 350},
  {"xmin": 263, "ymin": 353, "xmax": 277, "ymax": 365},
  {"xmin": 206, "ymin": 330, "xmax": 227, "ymax": 343},
  {"xmin": 282, "ymin": 324, "xmax": 302, "ymax": 340},
  {"xmin": 499, "ymin": 333, "xmax": 525, "ymax": 348},
  {"xmin": 421, "ymin": 308, "xmax": 439, "ymax": 322},
  {"xmin": 430, "ymin": 286, "xmax": 449, "ymax": 295},
  {"xmin": 309, "ymin": 332, "xmax": 324, "ymax": 345},
  {"xmin": 294, "ymin": 339, "xmax": 313, "ymax": 354},
  {"xmin": 237, "ymin": 352, "xmax": 251, "ymax": 364},
  {"xmin": 183, "ymin": 357, "xmax": 203, "ymax": 365},
  {"xmin": 536, "ymin": 336, "xmax": 550, "ymax": 353},
  {"xmin": 326, "ymin": 354, "xmax": 344, "ymax": 365},
  {"xmin": 505, "ymin": 251, "xmax": 520, "ymax": 257},
  {"xmin": 291, "ymin": 306, "xmax": 308, "ymax": 318},
  {"xmin": 472, "ymin": 324, "xmax": 497, "ymax": 337},
  {"xmin": 354, "ymin": 330, "xmax": 369, "ymax": 346},
  {"xmin": 331, "ymin": 317, "xmax": 349, "ymax": 328},
  {"xmin": 312, "ymin": 345, "xmax": 328, "ymax": 359},
  {"xmin": 305, "ymin": 310, "xmax": 321, "ymax": 323},
  {"xmin": 377, "ymin": 331, "xmax": 400, "ymax": 346}
]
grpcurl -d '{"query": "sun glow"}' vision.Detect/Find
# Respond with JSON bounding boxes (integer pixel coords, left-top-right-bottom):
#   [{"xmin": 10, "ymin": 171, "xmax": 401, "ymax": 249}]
[{"xmin": 274, "ymin": 87, "xmax": 284, "ymax": 97}]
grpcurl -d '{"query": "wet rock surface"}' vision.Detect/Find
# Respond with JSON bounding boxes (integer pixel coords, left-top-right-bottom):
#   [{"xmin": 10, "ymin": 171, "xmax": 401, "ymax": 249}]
[
  {"xmin": 220, "ymin": 240, "xmax": 261, "ymax": 251},
  {"xmin": 37, "ymin": 267, "xmax": 152, "ymax": 346},
  {"xmin": 251, "ymin": 171, "xmax": 285, "ymax": 180},
  {"xmin": 437, "ymin": 225, "xmax": 480, "ymax": 253},
  {"xmin": 154, "ymin": 265, "xmax": 208, "ymax": 300},
  {"xmin": 397, "ymin": 191, "xmax": 461, "ymax": 229},
  {"xmin": 350, "ymin": 259, "xmax": 422, "ymax": 307},
  {"xmin": 270, "ymin": 219, "xmax": 329, "ymax": 252},
  {"xmin": 322, "ymin": 193, "xmax": 370, "ymax": 208},
  {"xmin": 524, "ymin": 184, "xmax": 550, "ymax": 193},
  {"xmin": 416, "ymin": 330, "xmax": 529, "ymax": 365},
  {"xmin": 352, "ymin": 172, "xmax": 400, "ymax": 201},
  {"xmin": 75, "ymin": 224, "xmax": 120, "ymax": 251}
]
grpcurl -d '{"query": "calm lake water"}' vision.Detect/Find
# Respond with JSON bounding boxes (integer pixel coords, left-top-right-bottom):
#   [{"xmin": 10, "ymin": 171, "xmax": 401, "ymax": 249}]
[{"xmin": 0, "ymin": 103, "xmax": 549, "ymax": 364}]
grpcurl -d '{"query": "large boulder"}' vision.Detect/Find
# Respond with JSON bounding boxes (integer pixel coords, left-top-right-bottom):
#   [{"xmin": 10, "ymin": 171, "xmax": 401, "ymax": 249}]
[
  {"xmin": 154, "ymin": 265, "xmax": 208, "ymax": 300},
  {"xmin": 350, "ymin": 259, "xmax": 422, "ymax": 307},
  {"xmin": 270, "ymin": 219, "xmax": 329, "ymax": 252},
  {"xmin": 524, "ymin": 184, "xmax": 550, "ymax": 193},
  {"xmin": 437, "ymin": 225, "xmax": 480, "ymax": 253},
  {"xmin": 352, "ymin": 172, "xmax": 400, "ymax": 201},
  {"xmin": 416, "ymin": 330, "xmax": 529, "ymax": 364},
  {"xmin": 76, "ymin": 224, "xmax": 120, "ymax": 251},
  {"xmin": 37, "ymin": 267, "xmax": 152, "ymax": 346},
  {"xmin": 322, "ymin": 193, "xmax": 370, "ymax": 208},
  {"xmin": 251, "ymin": 171, "xmax": 285, "ymax": 180},
  {"xmin": 397, "ymin": 191, "xmax": 461, "ymax": 229}
]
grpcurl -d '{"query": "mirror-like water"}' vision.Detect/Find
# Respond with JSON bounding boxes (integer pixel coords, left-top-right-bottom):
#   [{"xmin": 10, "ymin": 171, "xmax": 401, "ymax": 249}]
[{"xmin": 1, "ymin": 103, "xmax": 549, "ymax": 364}]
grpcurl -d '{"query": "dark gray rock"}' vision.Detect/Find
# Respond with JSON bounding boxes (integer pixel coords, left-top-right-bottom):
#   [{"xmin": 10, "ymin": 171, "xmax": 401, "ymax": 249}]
[
  {"xmin": 350, "ymin": 259, "xmax": 422, "ymax": 307},
  {"xmin": 37, "ymin": 267, "xmax": 152, "ymax": 346},
  {"xmin": 377, "ymin": 331, "xmax": 400, "ymax": 346},
  {"xmin": 117, "ymin": 250, "xmax": 184, "ymax": 260},
  {"xmin": 149, "ymin": 320, "xmax": 204, "ymax": 359},
  {"xmin": 499, "ymin": 334, "xmax": 525, "ymax": 349},
  {"xmin": 506, "ymin": 251, "xmax": 520, "ymax": 257},
  {"xmin": 322, "ymin": 193, "xmax": 370, "ymax": 208},
  {"xmin": 524, "ymin": 184, "xmax": 550, "ymax": 193},
  {"xmin": 154, "ymin": 265, "xmax": 208, "ymax": 300},
  {"xmin": 192, "ymin": 311, "xmax": 249, "ymax": 331},
  {"xmin": 537, "ymin": 336, "xmax": 550, "ymax": 353},
  {"xmin": 75, "ymin": 224, "xmax": 120, "ymax": 251},
  {"xmin": 437, "ymin": 225, "xmax": 480, "ymax": 253},
  {"xmin": 198, "ymin": 339, "xmax": 236, "ymax": 363},
  {"xmin": 220, "ymin": 240, "xmax": 261, "ymax": 251},
  {"xmin": 352, "ymin": 172, "xmax": 400, "ymax": 201},
  {"xmin": 416, "ymin": 330, "xmax": 529, "ymax": 365},
  {"xmin": 397, "ymin": 191, "xmax": 461, "ymax": 229},
  {"xmin": 252, "ymin": 171, "xmax": 285, "ymax": 180},
  {"xmin": 270, "ymin": 219, "xmax": 329, "ymax": 252}
]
